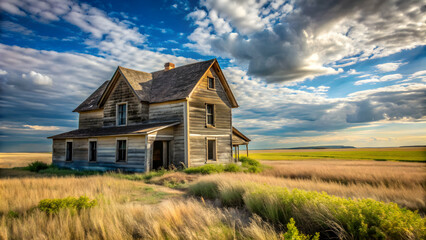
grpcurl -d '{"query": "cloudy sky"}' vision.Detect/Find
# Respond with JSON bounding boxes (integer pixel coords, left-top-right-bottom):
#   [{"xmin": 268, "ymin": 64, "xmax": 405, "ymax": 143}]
[{"xmin": 0, "ymin": 0, "xmax": 425, "ymax": 152}]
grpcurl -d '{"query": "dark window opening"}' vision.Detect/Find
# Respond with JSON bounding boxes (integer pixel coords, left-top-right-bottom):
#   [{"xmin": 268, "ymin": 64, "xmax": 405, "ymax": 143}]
[
  {"xmin": 89, "ymin": 141, "xmax": 97, "ymax": 162},
  {"xmin": 207, "ymin": 139, "xmax": 216, "ymax": 161},
  {"xmin": 206, "ymin": 104, "xmax": 214, "ymax": 126},
  {"xmin": 66, "ymin": 142, "xmax": 72, "ymax": 161},
  {"xmin": 208, "ymin": 77, "xmax": 215, "ymax": 89},
  {"xmin": 116, "ymin": 140, "xmax": 127, "ymax": 162},
  {"xmin": 117, "ymin": 103, "xmax": 127, "ymax": 125}
]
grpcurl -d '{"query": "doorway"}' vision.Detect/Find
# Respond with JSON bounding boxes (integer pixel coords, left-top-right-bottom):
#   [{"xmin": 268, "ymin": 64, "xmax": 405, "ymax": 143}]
[{"xmin": 152, "ymin": 141, "xmax": 168, "ymax": 170}]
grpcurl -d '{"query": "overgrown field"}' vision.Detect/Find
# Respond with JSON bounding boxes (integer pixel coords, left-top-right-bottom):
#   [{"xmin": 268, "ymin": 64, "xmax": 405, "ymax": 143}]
[
  {"xmin": 248, "ymin": 147, "xmax": 426, "ymax": 162},
  {"xmin": 0, "ymin": 152, "xmax": 425, "ymax": 239}
]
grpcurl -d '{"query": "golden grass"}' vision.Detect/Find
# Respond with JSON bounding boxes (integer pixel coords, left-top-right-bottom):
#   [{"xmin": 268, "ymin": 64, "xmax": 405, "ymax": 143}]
[
  {"xmin": 0, "ymin": 153, "xmax": 51, "ymax": 168},
  {"xmin": 0, "ymin": 176, "xmax": 181, "ymax": 215},
  {"xmin": 0, "ymin": 176, "xmax": 291, "ymax": 240}
]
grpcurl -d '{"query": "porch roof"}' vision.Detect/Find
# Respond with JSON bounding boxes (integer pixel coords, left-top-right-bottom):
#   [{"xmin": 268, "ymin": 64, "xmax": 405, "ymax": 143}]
[
  {"xmin": 48, "ymin": 121, "xmax": 180, "ymax": 139},
  {"xmin": 232, "ymin": 127, "xmax": 251, "ymax": 146}
]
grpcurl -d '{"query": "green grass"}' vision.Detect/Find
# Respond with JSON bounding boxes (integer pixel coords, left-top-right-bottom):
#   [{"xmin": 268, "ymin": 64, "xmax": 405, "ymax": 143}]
[
  {"xmin": 184, "ymin": 157, "xmax": 263, "ymax": 174},
  {"xmin": 37, "ymin": 196, "xmax": 97, "ymax": 214},
  {"xmin": 249, "ymin": 149, "xmax": 426, "ymax": 162},
  {"xmin": 188, "ymin": 180, "xmax": 425, "ymax": 239}
]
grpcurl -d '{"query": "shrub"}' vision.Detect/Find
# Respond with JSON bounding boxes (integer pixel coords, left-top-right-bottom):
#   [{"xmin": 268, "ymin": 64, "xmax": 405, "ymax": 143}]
[
  {"xmin": 184, "ymin": 164, "xmax": 225, "ymax": 174},
  {"xmin": 37, "ymin": 196, "xmax": 97, "ymax": 214},
  {"xmin": 26, "ymin": 161, "xmax": 49, "ymax": 172},
  {"xmin": 239, "ymin": 156, "xmax": 260, "ymax": 167},
  {"xmin": 224, "ymin": 163, "xmax": 241, "ymax": 172},
  {"xmin": 188, "ymin": 180, "xmax": 426, "ymax": 239},
  {"xmin": 282, "ymin": 218, "xmax": 320, "ymax": 240},
  {"xmin": 240, "ymin": 156, "xmax": 263, "ymax": 173}
]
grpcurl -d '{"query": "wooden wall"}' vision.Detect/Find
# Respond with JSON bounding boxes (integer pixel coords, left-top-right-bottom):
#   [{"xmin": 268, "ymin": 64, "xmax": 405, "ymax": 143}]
[
  {"xmin": 52, "ymin": 139, "xmax": 65, "ymax": 162},
  {"xmin": 188, "ymin": 68, "xmax": 233, "ymax": 165},
  {"xmin": 103, "ymin": 76, "xmax": 149, "ymax": 127},
  {"xmin": 78, "ymin": 110, "xmax": 103, "ymax": 129},
  {"xmin": 52, "ymin": 136, "xmax": 146, "ymax": 172},
  {"xmin": 149, "ymin": 102, "xmax": 186, "ymax": 166}
]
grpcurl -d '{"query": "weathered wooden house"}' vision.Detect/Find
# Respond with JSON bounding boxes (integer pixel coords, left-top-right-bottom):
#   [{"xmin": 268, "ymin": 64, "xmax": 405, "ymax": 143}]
[{"xmin": 48, "ymin": 59, "xmax": 250, "ymax": 172}]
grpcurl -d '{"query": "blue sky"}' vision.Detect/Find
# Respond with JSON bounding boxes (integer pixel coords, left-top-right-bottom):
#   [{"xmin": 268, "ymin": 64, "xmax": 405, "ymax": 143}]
[{"xmin": 0, "ymin": 0, "xmax": 425, "ymax": 152}]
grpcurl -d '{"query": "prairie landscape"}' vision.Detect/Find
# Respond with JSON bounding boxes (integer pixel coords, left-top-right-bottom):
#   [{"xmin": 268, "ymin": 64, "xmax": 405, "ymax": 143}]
[{"xmin": 0, "ymin": 147, "xmax": 425, "ymax": 239}]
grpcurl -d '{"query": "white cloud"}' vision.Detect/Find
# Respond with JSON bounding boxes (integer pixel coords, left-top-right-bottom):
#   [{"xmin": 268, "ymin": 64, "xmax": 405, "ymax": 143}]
[
  {"xmin": 0, "ymin": 69, "xmax": 7, "ymax": 75},
  {"xmin": 354, "ymin": 74, "xmax": 403, "ymax": 85},
  {"xmin": 23, "ymin": 125, "xmax": 59, "ymax": 131},
  {"xmin": 22, "ymin": 71, "xmax": 53, "ymax": 85},
  {"xmin": 375, "ymin": 62, "xmax": 406, "ymax": 72},
  {"xmin": 347, "ymin": 69, "xmax": 357, "ymax": 75}
]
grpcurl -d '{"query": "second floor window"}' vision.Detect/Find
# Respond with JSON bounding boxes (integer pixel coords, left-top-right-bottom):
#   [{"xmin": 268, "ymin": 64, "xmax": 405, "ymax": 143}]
[
  {"xmin": 117, "ymin": 103, "xmax": 127, "ymax": 126},
  {"xmin": 206, "ymin": 104, "xmax": 215, "ymax": 126}
]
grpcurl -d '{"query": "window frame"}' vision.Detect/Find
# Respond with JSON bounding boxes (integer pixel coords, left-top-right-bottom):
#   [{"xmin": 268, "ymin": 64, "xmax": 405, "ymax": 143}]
[
  {"xmin": 207, "ymin": 76, "xmax": 215, "ymax": 90},
  {"xmin": 116, "ymin": 102, "xmax": 128, "ymax": 126},
  {"xmin": 115, "ymin": 138, "xmax": 128, "ymax": 163},
  {"xmin": 205, "ymin": 103, "xmax": 215, "ymax": 127},
  {"xmin": 206, "ymin": 138, "xmax": 217, "ymax": 162},
  {"xmin": 65, "ymin": 140, "xmax": 73, "ymax": 162},
  {"xmin": 88, "ymin": 139, "xmax": 97, "ymax": 162}
]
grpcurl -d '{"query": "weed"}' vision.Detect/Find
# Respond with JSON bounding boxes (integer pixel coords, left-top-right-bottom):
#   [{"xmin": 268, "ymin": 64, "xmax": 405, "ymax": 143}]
[
  {"xmin": 26, "ymin": 161, "xmax": 49, "ymax": 172},
  {"xmin": 37, "ymin": 196, "xmax": 97, "ymax": 214}
]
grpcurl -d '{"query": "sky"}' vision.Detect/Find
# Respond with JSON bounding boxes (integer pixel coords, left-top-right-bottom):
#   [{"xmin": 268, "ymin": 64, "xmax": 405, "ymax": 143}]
[{"xmin": 0, "ymin": 0, "xmax": 425, "ymax": 152}]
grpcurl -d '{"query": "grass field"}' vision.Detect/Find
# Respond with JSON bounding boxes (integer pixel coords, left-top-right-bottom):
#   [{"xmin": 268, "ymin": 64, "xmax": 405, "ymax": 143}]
[
  {"xmin": 246, "ymin": 147, "xmax": 426, "ymax": 162},
  {"xmin": 0, "ymin": 151, "xmax": 425, "ymax": 239}
]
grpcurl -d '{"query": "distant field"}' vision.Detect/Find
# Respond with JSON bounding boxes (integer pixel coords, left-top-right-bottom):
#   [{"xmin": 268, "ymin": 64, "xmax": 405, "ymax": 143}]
[
  {"xmin": 0, "ymin": 153, "xmax": 51, "ymax": 168},
  {"xmin": 247, "ymin": 147, "xmax": 426, "ymax": 162}
]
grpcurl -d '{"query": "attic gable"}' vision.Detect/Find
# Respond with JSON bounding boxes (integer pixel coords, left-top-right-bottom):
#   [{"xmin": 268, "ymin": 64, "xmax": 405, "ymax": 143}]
[{"xmin": 74, "ymin": 59, "xmax": 239, "ymax": 112}]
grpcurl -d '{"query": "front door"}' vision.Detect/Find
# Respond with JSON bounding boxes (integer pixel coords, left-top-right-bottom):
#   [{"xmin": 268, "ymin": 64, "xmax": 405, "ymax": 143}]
[{"xmin": 152, "ymin": 141, "xmax": 167, "ymax": 170}]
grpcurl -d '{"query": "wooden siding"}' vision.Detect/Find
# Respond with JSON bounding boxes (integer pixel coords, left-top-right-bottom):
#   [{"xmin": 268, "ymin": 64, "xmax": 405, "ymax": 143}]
[
  {"xmin": 78, "ymin": 110, "xmax": 103, "ymax": 129},
  {"xmin": 52, "ymin": 139, "xmax": 65, "ymax": 161},
  {"xmin": 103, "ymin": 75, "xmax": 148, "ymax": 127},
  {"xmin": 52, "ymin": 136, "xmax": 146, "ymax": 172},
  {"xmin": 189, "ymin": 68, "xmax": 232, "ymax": 165},
  {"xmin": 149, "ymin": 102, "xmax": 185, "ymax": 166}
]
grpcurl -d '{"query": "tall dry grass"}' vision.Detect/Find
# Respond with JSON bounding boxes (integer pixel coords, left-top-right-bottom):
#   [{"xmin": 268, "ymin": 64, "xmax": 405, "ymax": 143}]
[
  {"xmin": 259, "ymin": 160, "xmax": 426, "ymax": 212},
  {"xmin": 0, "ymin": 176, "xmax": 302, "ymax": 240}
]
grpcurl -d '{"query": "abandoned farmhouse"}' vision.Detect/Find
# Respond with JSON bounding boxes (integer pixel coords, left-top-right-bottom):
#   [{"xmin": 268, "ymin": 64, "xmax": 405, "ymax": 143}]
[{"xmin": 49, "ymin": 59, "xmax": 250, "ymax": 172}]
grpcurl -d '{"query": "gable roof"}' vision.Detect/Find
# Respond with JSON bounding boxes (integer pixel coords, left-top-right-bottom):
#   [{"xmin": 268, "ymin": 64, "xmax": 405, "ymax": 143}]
[
  {"xmin": 73, "ymin": 81, "xmax": 109, "ymax": 112},
  {"xmin": 74, "ymin": 59, "xmax": 238, "ymax": 112}
]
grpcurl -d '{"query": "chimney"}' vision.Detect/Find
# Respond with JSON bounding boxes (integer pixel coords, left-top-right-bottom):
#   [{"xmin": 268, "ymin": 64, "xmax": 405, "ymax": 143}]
[{"xmin": 164, "ymin": 62, "xmax": 175, "ymax": 71}]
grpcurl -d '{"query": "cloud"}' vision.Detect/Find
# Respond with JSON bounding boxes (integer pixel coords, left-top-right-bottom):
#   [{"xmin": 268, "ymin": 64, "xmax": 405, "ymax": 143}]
[
  {"xmin": 375, "ymin": 62, "xmax": 405, "ymax": 72},
  {"xmin": 0, "ymin": 69, "xmax": 7, "ymax": 75},
  {"xmin": 22, "ymin": 71, "xmax": 53, "ymax": 85},
  {"xmin": 186, "ymin": 0, "xmax": 425, "ymax": 83},
  {"xmin": 23, "ymin": 125, "xmax": 59, "ymax": 131},
  {"xmin": 347, "ymin": 69, "xmax": 359, "ymax": 75},
  {"xmin": 354, "ymin": 73, "xmax": 403, "ymax": 85},
  {"xmin": 227, "ymin": 66, "xmax": 426, "ymax": 142}
]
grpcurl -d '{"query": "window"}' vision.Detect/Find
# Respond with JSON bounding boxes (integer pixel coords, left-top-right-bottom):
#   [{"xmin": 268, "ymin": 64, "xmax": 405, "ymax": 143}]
[
  {"xmin": 116, "ymin": 140, "xmax": 127, "ymax": 162},
  {"xmin": 66, "ymin": 142, "xmax": 72, "ymax": 161},
  {"xmin": 207, "ymin": 139, "xmax": 216, "ymax": 161},
  {"xmin": 208, "ymin": 77, "xmax": 215, "ymax": 89},
  {"xmin": 89, "ymin": 141, "xmax": 97, "ymax": 162},
  {"xmin": 206, "ymin": 104, "xmax": 215, "ymax": 126},
  {"xmin": 117, "ymin": 103, "xmax": 127, "ymax": 126}
]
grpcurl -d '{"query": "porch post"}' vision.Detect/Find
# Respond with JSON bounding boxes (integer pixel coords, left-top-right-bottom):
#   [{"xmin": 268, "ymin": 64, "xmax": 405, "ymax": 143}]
[{"xmin": 246, "ymin": 144, "xmax": 249, "ymax": 157}]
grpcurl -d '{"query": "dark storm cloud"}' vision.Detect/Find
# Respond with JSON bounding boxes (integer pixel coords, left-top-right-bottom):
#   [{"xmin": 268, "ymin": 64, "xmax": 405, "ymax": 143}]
[{"xmin": 188, "ymin": 0, "xmax": 426, "ymax": 83}]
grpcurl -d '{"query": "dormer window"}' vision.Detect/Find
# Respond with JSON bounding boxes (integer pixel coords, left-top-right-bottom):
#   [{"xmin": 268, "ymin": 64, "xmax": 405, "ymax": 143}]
[
  {"xmin": 117, "ymin": 103, "xmax": 127, "ymax": 126},
  {"xmin": 208, "ymin": 77, "xmax": 215, "ymax": 89}
]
